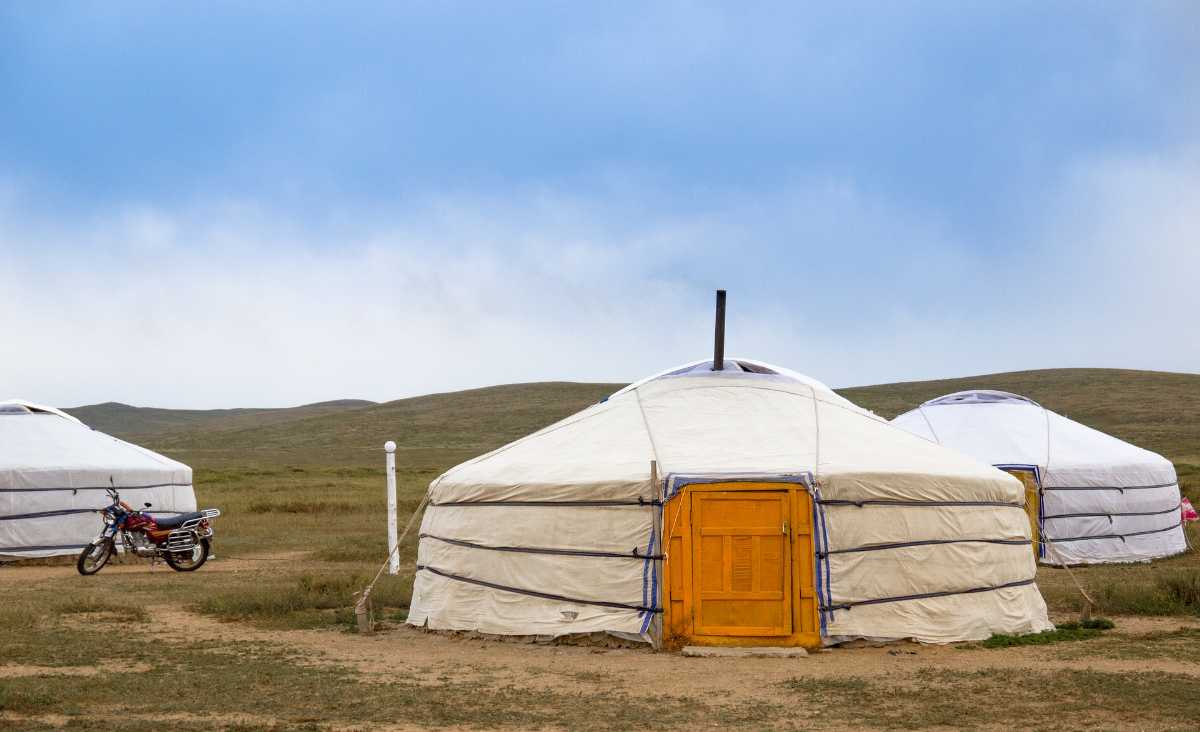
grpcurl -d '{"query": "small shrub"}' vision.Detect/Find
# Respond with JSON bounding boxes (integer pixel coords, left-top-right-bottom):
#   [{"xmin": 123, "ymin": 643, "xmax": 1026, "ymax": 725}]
[
  {"xmin": 980, "ymin": 620, "xmax": 1113, "ymax": 649},
  {"xmin": 1077, "ymin": 617, "xmax": 1115, "ymax": 630}
]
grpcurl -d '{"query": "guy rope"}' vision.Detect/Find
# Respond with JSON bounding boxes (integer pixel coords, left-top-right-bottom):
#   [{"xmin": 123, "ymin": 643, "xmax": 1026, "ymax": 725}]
[{"xmin": 353, "ymin": 489, "xmax": 430, "ymax": 633}]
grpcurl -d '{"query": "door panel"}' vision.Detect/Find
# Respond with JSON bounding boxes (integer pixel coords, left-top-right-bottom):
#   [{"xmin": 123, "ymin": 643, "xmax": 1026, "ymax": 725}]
[{"xmin": 691, "ymin": 491, "xmax": 791, "ymax": 637}]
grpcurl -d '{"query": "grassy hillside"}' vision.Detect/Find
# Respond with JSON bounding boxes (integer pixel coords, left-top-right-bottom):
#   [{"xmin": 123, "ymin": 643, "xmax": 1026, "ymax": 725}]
[
  {"xmin": 65, "ymin": 399, "xmax": 377, "ymax": 439},
  {"xmin": 70, "ymin": 367, "xmax": 1198, "ymax": 492},
  {"xmin": 140, "ymin": 382, "xmax": 622, "ymax": 467}
]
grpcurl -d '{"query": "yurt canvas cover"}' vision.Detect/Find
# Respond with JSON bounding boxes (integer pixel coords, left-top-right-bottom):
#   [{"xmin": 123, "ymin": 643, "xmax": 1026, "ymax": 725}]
[
  {"xmin": 0, "ymin": 400, "xmax": 196, "ymax": 558},
  {"xmin": 408, "ymin": 361, "xmax": 1051, "ymax": 646},
  {"xmin": 891, "ymin": 390, "xmax": 1187, "ymax": 565}
]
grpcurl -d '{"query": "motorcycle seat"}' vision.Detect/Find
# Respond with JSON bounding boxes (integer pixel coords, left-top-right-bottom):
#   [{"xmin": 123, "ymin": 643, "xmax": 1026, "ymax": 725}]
[{"xmin": 153, "ymin": 512, "xmax": 206, "ymax": 529}]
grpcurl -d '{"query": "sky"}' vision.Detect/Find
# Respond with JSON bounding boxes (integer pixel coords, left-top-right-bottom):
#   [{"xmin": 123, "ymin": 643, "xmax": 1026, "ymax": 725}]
[{"xmin": 1, "ymin": 2, "xmax": 1198, "ymax": 408}]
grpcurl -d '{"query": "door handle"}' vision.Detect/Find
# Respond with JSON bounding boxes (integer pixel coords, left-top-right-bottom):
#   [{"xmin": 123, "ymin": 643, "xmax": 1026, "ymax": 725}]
[{"xmin": 782, "ymin": 520, "xmax": 789, "ymax": 536}]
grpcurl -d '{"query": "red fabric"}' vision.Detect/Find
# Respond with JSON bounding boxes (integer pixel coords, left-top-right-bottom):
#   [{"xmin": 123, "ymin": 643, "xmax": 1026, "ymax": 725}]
[{"xmin": 1182, "ymin": 497, "xmax": 1198, "ymax": 523}]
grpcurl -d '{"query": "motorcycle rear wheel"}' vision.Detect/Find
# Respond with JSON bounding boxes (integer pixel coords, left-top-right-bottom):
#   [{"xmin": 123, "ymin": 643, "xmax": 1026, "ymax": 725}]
[
  {"xmin": 77, "ymin": 539, "xmax": 114, "ymax": 575},
  {"xmin": 165, "ymin": 537, "xmax": 210, "ymax": 572}
]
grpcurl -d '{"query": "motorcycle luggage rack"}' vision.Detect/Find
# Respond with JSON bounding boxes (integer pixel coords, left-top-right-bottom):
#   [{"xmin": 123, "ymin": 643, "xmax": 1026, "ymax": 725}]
[{"xmin": 179, "ymin": 509, "xmax": 221, "ymax": 531}]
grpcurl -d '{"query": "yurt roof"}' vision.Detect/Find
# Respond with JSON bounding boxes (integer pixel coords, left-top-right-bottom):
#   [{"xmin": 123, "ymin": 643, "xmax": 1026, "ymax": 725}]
[
  {"xmin": 0, "ymin": 399, "xmax": 85, "ymax": 425},
  {"xmin": 921, "ymin": 390, "xmax": 1041, "ymax": 408},
  {"xmin": 609, "ymin": 357, "xmax": 863, "ymax": 411},
  {"xmin": 893, "ymin": 390, "xmax": 1173, "ymax": 483},
  {"xmin": 0, "ymin": 400, "xmax": 190, "ymax": 488},
  {"xmin": 432, "ymin": 364, "xmax": 1016, "ymax": 505}
]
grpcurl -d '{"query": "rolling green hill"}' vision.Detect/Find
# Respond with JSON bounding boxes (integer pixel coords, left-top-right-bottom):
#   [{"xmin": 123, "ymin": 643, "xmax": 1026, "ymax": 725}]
[
  {"xmin": 64, "ymin": 399, "xmax": 378, "ymax": 438},
  {"xmin": 69, "ymin": 368, "xmax": 1198, "ymax": 493},
  {"xmin": 135, "ymin": 382, "xmax": 623, "ymax": 467}
]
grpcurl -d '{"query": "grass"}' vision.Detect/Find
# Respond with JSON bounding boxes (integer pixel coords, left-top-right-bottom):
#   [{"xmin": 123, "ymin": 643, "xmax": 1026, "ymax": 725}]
[
  {"xmin": 193, "ymin": 571, "xmax": 413, "ymax": 629},
  {"xmin": 1054, "ymin": 626, "xmax": 1200, "ymax": 661},
  {"xmin": 975, "ymin": 618, "xmax": 1114, "ymax": 648},
  {"xmin": 1090, "ymin": 567, "xmax": 1200, "ymax": 616},
  {"xmin": 53, "ymin": 596, "xmax": 150, "ymax": 623},
  {"xmin": 0, "ymin": 602, "xmax": 776, "ymax": 730},
  {"xmin": 4, "ymin": 368, "xmax": 1200, "ymax": 729},
  {"xmin": 62, "ymin": 399, "xmax": 377, "ymax": 441},
  {"xmin": 773, "ymin": 667, "xmax": 1200, "ymax": 728},
  {"xmin": 245, "ymin": 499, "xmax": 361, "ymax": 514},
  {"xmin": 139, "ymin": 381, "xmax": 622, "ymax": 467}
]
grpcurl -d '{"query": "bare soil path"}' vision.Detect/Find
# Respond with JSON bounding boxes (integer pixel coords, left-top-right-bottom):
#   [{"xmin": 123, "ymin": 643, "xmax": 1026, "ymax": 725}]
[
  {"xmin": 140, "ymin": 602, "xmax": 1200, "ymax": 698},
  {"xmin": 5, "ymin": 557, "xmax": 1200, "ymax": 730}
]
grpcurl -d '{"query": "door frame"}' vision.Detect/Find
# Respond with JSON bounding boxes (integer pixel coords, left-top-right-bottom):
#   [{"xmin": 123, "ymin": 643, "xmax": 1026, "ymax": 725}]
[
  {"xmin": 659, "ymin": 478, "xmax": 821, "ymax": 649},
  {"xmin": 996, "ymin": 464, "xmax": 1043, "ymax": 560}
]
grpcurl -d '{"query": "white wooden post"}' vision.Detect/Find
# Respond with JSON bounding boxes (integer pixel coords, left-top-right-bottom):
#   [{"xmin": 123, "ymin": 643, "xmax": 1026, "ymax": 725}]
[{"xmin": 385, "ymin": 440, "xmax": 399, "ymax": 576}]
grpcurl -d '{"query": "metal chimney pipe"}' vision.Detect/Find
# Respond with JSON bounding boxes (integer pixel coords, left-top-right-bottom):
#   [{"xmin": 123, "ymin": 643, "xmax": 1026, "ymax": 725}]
[{"xmin": 713, "ymin": 289, "xmax": 726, "ymax": 370}]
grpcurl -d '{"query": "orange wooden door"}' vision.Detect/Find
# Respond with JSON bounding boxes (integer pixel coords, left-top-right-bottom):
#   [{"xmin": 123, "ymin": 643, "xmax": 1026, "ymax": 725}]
[{"xmin": 690, "ymin": 491, "xmax": 791, "ymax": 637}]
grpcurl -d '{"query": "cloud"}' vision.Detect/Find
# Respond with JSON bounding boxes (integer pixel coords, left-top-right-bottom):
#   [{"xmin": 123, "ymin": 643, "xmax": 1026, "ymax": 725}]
[{"xmin": 1, "ymin": 156, "xmax": 1196, "ymax": 409}]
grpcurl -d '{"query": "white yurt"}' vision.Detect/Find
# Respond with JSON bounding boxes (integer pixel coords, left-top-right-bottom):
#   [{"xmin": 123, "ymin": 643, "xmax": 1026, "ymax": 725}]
[
  {"xmin": 891, "ymin": 390, "xmax": 1187, "ymax": 565},
  {"xmin": 407, "ymin": 359, "xmax": 1052, "ymax": 648},
  {"xmin": 0, "ymin": 400, "xmax": 196, "ymax": 559}
]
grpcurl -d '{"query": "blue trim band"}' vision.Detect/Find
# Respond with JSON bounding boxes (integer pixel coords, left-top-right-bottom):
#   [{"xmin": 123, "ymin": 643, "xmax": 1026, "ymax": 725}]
[
  {"xmin": 639, "ymin": 504, "xmax": 659, "ymax": 634},
  {"xmin": 811, "ymin": 489, "xmax": 828, "ymax": 636},
  {"xmin": 816, "ymin": 487, "xmax": 833, "ymax": 631},
  {"xmin": 664, "ymin": 472, "xmax": 812, "ymax": 500}
]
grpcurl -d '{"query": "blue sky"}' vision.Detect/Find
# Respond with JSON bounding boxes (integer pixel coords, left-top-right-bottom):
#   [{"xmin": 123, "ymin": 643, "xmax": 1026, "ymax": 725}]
[{"xmin": 1, "ymin": 2, "xmax": 1198, "ymax": 407}]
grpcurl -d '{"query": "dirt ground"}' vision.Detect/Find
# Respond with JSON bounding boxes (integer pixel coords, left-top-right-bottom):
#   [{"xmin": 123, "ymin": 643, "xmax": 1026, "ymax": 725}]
[
  {"xmin": 16, "ymin": 559, "xmax": 1199, "ymax": 688},
  {"xmin": 5, "ymin": 557, "xmax": 1200, "ymax": 730}
]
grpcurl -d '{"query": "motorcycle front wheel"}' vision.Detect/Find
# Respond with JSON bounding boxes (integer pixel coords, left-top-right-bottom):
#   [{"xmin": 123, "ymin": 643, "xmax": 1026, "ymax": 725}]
[
  {"xmin": 165, "ymin": 537, "xmax": 210, "ymax": 572},
  {"xmin": 77, "ymin": 539, "xmax": 114, "ymax": 575}
]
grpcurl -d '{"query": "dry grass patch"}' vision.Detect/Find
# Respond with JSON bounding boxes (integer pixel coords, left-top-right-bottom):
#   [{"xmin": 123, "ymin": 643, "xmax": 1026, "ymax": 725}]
[
  {"xmin": 776, "ymin": 667, "xmax": 1200, "ymax": 729},
  {"xmin": 1089, "ymin": 568, "xmax": 1200, "ymax": 616},
  {"xmin": 193, "ymin": 571, "xmax": 412, "ymax": 629}
]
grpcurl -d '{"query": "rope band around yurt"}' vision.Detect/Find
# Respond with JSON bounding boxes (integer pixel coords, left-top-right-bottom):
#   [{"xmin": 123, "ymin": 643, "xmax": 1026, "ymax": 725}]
[
  {"xmin": 1042, "ymin": 502, "xmax": 1182, "ymax": 520},
  {"xmin": 821, "ymin": 577, "xmax": 1037, "ymax": 612},
  {"xmin": 419, "ymin": 533, "xmax": 664, "ymax": 560},
  {"xmin": 817, "ymin": 536, "xmax": 1031, "ymax": 557},
  {"xmin": 415, "ymin": 564, "xmax": 661, "ymax": 614},
  {"xmin": 428, "ymin": 498, "xmax": 662, "ymax": 507},
  {"xmin": 1041, "ymin": 522, "xmax": 1183, "ymax": 544}
]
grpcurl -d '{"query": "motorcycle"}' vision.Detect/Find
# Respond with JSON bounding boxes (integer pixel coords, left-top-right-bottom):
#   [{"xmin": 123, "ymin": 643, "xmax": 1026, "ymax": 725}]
[{"xmin": 77, "ymin": 486, "xmax": 220, "ymax": 575}]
